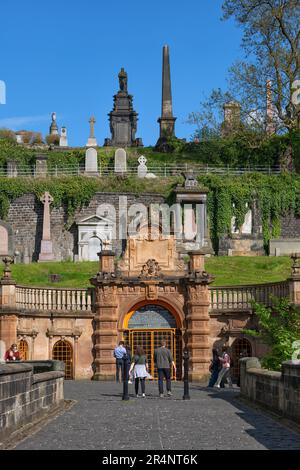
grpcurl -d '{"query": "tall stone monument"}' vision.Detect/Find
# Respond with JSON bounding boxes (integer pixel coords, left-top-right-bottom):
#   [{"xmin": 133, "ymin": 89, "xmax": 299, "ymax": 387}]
[
  {"xmin": 156, "ymin": 45, "xmax": 177, "ymax": 149},
  {"xmin": 59, "ymin": 126, "xmax": 68, "ymax": 147},
  {"xmin": 49, "ymin": 112, "xmax": 59, "ymax": 135},
  {"xmin": 38, "ymin": 192, "xmax": 55, "ymax": 262},
  {"xmin": 104, "ymin": 68, "xmax": 143, "ymax": 147},
  {"xmin": 86, "ymin": 116, "xmax": 98, "ymax": 147}
]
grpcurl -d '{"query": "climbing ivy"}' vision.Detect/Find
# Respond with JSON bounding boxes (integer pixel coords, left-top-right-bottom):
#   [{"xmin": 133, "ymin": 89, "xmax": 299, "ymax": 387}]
[{"xmin": 199, "ymin": 173, "xmax": 300, "ymax": 254}]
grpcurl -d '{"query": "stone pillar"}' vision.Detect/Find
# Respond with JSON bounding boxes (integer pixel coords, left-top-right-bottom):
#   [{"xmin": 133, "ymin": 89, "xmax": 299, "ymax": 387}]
[
  {"xmin": 185, "ymin": 253, "xmax": 213, "ymax": 382},
  {"xmin": 35, "ymin": 154, "xmax": 48, "ymax": 178},
  {"xmin": 91, "ymin": 251, "xmax": 119, "ymax": 381},
  {"xmin": 38, "ymin": 192, "xmax": 55, "ymax": 262},
  {"xmin": 0, "ymin": 257, "xmax": 18, "ymax": 354},
  {"xmin": 92, "ymin": 283, "xmax": 119, "ymax": 381},
  {"xmin": 289, "ymin": 253, "xmax": 300, "ymax": 306},
  {"xmin": 7, "ymin": 160, "xmax": 18, "ymax": 178},
  {"xmin": 189, "ymin": 251, "xmax": 205, "ymax": 273},
  {"xmin": 99, "ymin": 250, "xmax": 115, "ymax": 273}
]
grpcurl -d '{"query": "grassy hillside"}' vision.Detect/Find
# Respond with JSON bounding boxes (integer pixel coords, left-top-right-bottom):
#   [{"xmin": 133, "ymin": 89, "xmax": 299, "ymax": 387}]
[{"xmin": 10, "ymin": 256, "xmax": 293, "ymax": 288}]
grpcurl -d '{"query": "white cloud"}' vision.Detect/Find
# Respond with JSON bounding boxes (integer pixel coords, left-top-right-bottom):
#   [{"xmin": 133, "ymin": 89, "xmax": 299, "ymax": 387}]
[{"xmin": 0, "ymin": 114, "xmax": 50, "ymax": 129}]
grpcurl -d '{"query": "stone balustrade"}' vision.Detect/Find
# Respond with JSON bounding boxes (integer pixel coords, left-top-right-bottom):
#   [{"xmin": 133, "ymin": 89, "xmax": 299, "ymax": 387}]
[
  {"xmin": 11, "ymin": 281, "xmax": 291, "ymax": 314},
  {"xmin": 209, "ymin": 281, "xmax": 290, "ymax": 312},
  {"xmin": 15, "ymin": 286, "xmax": 94, "ymax": 312}
]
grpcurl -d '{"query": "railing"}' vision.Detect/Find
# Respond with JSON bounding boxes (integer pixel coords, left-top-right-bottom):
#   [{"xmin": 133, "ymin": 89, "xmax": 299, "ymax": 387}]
[
  {"xmin": 14, "ymin": 280, "xmax": 290, "ymax": 313},
  {"xmin": 16, "ymin": 286, "xmax": 94, "ymax": 312},
  {"xmin": 209, "ymin": 281, "xmax": 290, "ymax": 312},
  {"xmin": 0, "ymin": 164, "xmax": 282, "ymax": 178}
]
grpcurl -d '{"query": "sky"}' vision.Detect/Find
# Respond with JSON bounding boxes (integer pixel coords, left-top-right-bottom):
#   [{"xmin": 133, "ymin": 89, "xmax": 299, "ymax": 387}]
[{"xmin": 0, "ymin": 0, "xmax": 243, "ymax": 147}]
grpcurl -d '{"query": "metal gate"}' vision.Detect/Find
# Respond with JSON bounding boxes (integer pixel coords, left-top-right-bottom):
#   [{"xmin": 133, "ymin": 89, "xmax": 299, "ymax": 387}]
[{"xmin": 126, "ymin": 329, "xmax": 181, "ymax": 380}]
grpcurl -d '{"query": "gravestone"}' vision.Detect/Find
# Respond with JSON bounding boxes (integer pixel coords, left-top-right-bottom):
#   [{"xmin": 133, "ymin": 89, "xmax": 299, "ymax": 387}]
[
  {"xmin": 114, "ymin": 148, "xmax": 127, "ymax": 174},
  {"xmin": 85, "ymin": 148, "xmax": 98, "ymax": 175},
  {"xmin": 35, "ymin": 154, "xmax": 48, "ymax": 178},
  {"xmin": 137, "ymin": 155, "xmax": 147, "ymax": 178},
  {"xmin": 7, "ymin": 160, "xmax": 18, "ymax": 178},
  {"xmin": 59, "ymin": 126, "xmax": 68, "ymax": 147}
]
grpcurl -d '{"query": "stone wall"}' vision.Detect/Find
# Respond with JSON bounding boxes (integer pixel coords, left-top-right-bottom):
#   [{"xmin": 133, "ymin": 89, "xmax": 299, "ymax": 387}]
[
  {"xmin": 6, "ymin": 192, "xmax": 165, "ymax": 262},
  {"xmin": 4, "ymin": 191, "xmax": 300, "ymax": 261},
  {"xmin": 0, "ymin": 362, "xmax": 64, "ymax": 442},
  {"xmin": 240, "ymin": 357, "xmax": 300, "ymax": 424}
]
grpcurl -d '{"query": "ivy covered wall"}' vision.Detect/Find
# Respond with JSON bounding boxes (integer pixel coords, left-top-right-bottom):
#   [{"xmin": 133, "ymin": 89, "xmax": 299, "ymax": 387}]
[{"xmin": 1, "ymin": 173, "xmax": 300, "ymax": 259}]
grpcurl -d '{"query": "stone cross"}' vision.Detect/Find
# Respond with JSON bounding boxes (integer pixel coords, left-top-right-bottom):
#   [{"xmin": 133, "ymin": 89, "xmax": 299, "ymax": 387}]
[
  {"xmin": 39, "ymin": 192, "xmax": 55, "ymax": 262},
  {"xmin": 86, "ymin": 117, "xmax": 98, "ymax": 147},
  {"xmin": 89, "ymin": 116, "xmax": 96, "ymax": 138}
]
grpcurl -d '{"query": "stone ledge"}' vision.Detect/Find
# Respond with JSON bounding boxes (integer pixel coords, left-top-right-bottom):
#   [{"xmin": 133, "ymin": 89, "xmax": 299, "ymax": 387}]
[
  {"xmin": 247, "ymin": 368, "xmax": 281, "ymax": 380},
  {"xmin": 0, "ymin": 363, "xmax": 32, "ymax": 376},
  {"xmin": 33, "ymin": 372, "xmax": 64, "ymax": 384}
]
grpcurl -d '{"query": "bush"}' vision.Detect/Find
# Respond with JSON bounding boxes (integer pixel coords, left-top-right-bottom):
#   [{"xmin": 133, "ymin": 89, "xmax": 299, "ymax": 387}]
[
  {"xmin": 0, "ymin": 128, "xmax": 16, "ymax": 142},
  {"xmin": 46, "ymin": 134, "xmax": 60, "ymax": 146},
  {"xmin": 31, "ymin": 132, "xmax": 44, "ymax": 145}
]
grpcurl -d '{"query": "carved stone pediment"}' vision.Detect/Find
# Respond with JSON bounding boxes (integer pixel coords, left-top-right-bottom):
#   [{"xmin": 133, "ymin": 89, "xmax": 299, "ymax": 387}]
[{"xmin": 139, "ymin": 259, "xmax": 163, "ymax": 278}]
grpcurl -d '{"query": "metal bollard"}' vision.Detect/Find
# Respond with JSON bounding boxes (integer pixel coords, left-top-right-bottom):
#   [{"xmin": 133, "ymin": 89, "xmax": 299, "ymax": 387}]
[
  {"xmin": 122, "ymin": 353, "xmax": 129, "ymax": 401},
  {"xmin": 183, "ymin": 350, "xmax": 190, "ymax": 400}
]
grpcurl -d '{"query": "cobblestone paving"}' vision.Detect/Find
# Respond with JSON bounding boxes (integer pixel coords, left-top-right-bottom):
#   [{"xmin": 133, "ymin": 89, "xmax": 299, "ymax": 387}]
[{"xmin": 15, "ymin": 381, "xmax": 300, "ymax": 450}]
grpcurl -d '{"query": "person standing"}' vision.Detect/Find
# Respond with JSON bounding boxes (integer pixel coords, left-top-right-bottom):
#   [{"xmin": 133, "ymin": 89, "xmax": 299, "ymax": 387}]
[
  {"xmin": 215, "ymin": 347, "xmax": 233, "ymax": 389},
  {"xmin": 154, "ymin": 340, "xmax": 176, "ymax": 397},
  {"xmin": 129, "ymin": 346, "xmax": 149, "ymax": 397},
  {"xmin": 5, "ymin": 344, "xmax": 21, "ymax": 362},
  {"xmin": 125, "ymin": 344, "xmax": 132, "ymax": 384},
  {"xmin": 114, "ymin": 341, "xmax": 127, "ymax": 383},
  {"xmin": 208, "ymin": 348, "xmax": 221, "ymax": 387}
]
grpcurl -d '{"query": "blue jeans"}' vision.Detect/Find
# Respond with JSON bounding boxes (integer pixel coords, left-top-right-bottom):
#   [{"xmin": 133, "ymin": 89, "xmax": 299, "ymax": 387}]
[{"xmin": 116, "ymin": 359, "xmax": 124, "ymax": 382}]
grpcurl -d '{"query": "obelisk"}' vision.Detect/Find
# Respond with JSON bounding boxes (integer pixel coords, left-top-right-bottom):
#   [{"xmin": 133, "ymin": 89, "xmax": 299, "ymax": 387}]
[{"xmin": 156, "ymin": 45, "xmax": 176, "ymax": 147}]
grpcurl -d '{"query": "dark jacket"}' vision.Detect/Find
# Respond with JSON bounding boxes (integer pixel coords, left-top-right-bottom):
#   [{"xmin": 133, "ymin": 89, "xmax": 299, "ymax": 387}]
[{"xmin": 154, "ymin": 347, "xmax": 173, "ymax": 369}]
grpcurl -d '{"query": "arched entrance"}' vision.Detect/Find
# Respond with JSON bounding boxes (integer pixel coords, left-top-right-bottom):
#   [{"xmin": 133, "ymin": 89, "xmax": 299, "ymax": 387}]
[
  {"xmin": 231, "ymin": 338, "xmax": 252, "ymax": 380},
  {"xmin": 52, "ymin": 340, "xmax": 73, "ymax": 379},
  {"xmin": 18, "ymin": 339, "xmax": 29, "ymax": 360},
  {"xmin": 123, "ymin": 303, "xmax": 182, "ymax": 380}
]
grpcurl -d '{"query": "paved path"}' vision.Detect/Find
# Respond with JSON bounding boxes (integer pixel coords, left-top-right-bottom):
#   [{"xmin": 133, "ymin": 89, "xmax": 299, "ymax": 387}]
[{"xmin": 15, "ymin": 381, "xmax": 300, "ymax": 450}]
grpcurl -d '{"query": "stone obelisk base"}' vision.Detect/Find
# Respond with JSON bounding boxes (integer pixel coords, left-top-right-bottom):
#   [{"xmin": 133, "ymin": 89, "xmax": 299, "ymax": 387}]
[{"xmin": 38, "ymin": 240, "xmax": 55, "ymax": 262}]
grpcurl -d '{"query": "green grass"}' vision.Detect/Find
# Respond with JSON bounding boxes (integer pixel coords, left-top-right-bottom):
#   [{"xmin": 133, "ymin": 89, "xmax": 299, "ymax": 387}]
[
  {"xmin": 205, "ymin": 256, "xmax": 292, "ymax": 286},
  {"xmin": 10, "ymin": 257, "xmax": 293, "ymax": 288}
]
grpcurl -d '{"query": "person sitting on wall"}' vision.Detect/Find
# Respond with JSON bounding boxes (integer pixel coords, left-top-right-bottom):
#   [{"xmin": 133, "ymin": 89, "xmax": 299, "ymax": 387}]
[{"xmin": 5, "ymin": 344, "xmax": 21, "ymax": 361}]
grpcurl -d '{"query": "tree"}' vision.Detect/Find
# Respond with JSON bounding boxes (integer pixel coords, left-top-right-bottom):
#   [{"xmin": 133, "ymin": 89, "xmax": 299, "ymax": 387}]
[
  {"xmin": 189, "ymin": 0, "xmax": 300, "ymax": 136},
  {"xmin": 245, "ymin": 297, "xmax": 300, "ymax": 370}
]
